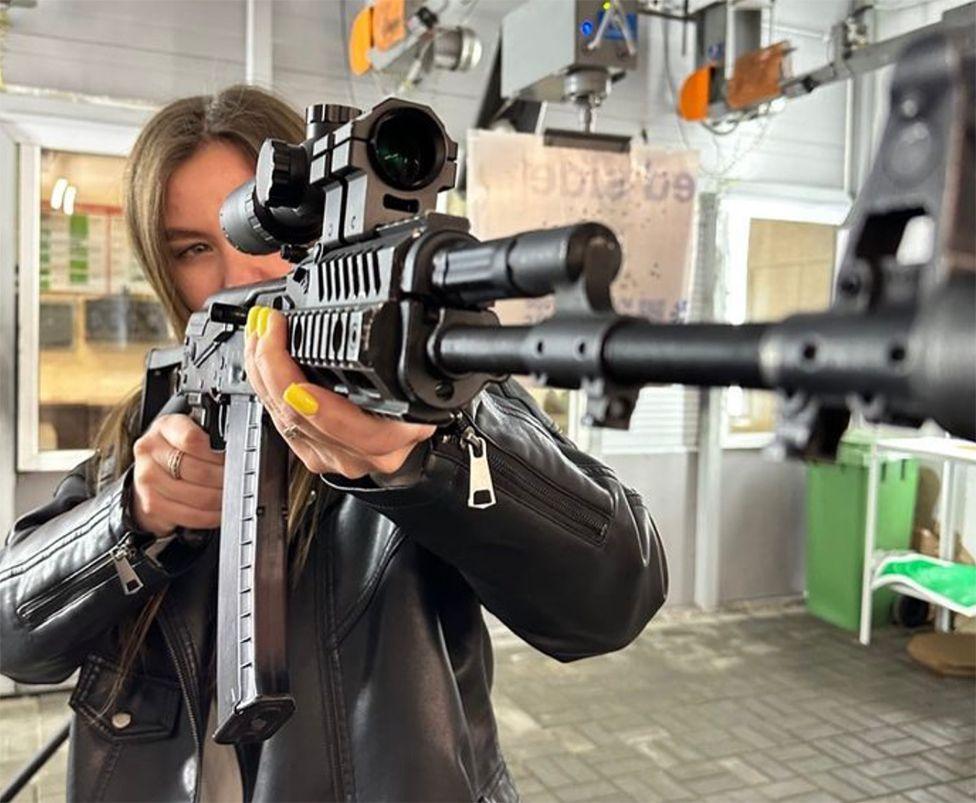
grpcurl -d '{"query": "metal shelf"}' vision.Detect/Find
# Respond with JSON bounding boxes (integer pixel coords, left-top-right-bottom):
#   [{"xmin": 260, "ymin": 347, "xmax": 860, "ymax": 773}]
[{"xmin": 859, "ymin": 435, "xmax": 976, "ymax": 646}]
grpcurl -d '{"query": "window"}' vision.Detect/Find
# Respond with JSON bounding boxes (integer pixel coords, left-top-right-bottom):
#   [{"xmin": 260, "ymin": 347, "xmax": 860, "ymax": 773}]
[
  {"xmin": 720, "ymin": 188, "xmax": 850, "ymax": 447},
  {"xmin": 17, "ymin": 127, "xmax": 171, "ymax": 471}
]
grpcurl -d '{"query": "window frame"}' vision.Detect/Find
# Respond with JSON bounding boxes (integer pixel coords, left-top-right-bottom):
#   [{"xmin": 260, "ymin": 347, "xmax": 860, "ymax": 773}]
[
  {"xmin": 10, "ymin": 110, "xmax": 145, "ymax": 472},
  {"xmin": 717, "ymin": 184, "xmax": 851, "ymax": 450}
]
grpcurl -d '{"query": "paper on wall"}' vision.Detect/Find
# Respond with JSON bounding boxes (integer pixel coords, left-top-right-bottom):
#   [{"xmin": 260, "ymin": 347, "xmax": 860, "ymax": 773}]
[{"xmin": 466, "ymin": 129, "xmax": 699, "ymax": 325}]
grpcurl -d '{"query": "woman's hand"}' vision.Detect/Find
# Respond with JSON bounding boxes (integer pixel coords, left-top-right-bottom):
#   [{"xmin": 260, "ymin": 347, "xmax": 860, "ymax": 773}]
[
  {"xmin": 244, "ymin": 306, "xmax": 435, "ymax": 479},
  {"xmin": 131, "ymin": 414, "xmax": 226, "ymax": 538}
]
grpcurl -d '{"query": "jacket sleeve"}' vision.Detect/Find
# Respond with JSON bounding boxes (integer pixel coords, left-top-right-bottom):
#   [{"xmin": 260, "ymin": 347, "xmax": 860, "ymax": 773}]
[
  {"xmin": 322, "ymin": 380, "xmax": 668, "ymax": 661},
  {"xmin": 0, "ymin": 459, "xmax": 205, "ymax": 685}
]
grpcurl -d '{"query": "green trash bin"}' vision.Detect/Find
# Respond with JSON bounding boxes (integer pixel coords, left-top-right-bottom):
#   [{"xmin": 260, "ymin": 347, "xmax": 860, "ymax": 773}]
[{"xmin": 806, "ymin": 430, "xmax": 919, "ymax": 631}]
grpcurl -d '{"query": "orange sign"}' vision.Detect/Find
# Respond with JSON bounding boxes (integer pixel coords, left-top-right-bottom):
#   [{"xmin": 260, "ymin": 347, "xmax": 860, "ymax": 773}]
[
  {"xmin": 373, "ymin": 0, "xmax": 406, "ymax": 52},
  {"xmin": 349, "ymin": 6, "xmax": 374, "ymax": 75},
  {"xmin": 727, "ymin": 41, "xmax": 790, "ymax": 111},
  {"xmin": 678, "ymin": 65, "xmax": 712, "ymax": 122}
]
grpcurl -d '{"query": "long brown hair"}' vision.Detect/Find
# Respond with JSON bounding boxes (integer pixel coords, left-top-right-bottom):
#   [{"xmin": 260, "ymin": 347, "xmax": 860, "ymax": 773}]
[{"xmin": 94, "ymin": 85, "xmax": 325, "ymax": 697}]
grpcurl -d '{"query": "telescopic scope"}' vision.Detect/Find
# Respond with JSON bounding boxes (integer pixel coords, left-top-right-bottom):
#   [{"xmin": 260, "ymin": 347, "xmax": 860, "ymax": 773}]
[
  {"xmin": 368, "ymin": 107, "xmax": 446, "ymax": 191},
  {"xmin": 220, "ymin": 100, "xmax": 457, "ymax": 255}
]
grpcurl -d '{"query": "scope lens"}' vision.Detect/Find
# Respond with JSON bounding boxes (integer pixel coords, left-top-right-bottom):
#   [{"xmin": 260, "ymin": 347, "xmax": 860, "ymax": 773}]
[
  {"xmin": 369, "ymin": 108, "xmax": 444, "ymax": 191},
  {"xmin": 219, "ymin": 179, "xmax": 280, "ymax": 255}
]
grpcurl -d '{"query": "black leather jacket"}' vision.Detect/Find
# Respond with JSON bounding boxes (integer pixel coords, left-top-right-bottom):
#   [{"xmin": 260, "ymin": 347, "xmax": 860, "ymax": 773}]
[{"xmin": 0, "ymin": 381, "xmax": 667, "ymax": 802}]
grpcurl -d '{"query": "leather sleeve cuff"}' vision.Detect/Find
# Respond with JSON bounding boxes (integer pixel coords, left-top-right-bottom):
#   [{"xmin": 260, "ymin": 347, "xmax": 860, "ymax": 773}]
[
  {"xmin": 319, "ymin": 438, "xmax": 448, "ymax": 509},
  {"xmin": 367, "ymin": 440, "xmax": 431, "ymax": 489},
  {"xmin": 116, "ymin": 466, "xmax": 213, "ymax": 576}
]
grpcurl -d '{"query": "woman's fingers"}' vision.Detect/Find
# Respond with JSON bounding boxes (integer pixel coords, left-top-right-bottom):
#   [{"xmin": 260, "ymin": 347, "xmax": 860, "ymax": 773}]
[
  {"xmin": 244, "ymin": 311, "xmax": 275, "ymax": 411},
  {"xmin": 284, "ymin": 381, "xmax": 433, "ymax": 457},
  {"xmin": 248, "ymin": 308, "xmax": 311, "ymax": 416},
  {"xmin": 143, "ymin": 438, "xmax": 224, "ymax": 489},
  {"xmin": 251, "ymin": 309, "xmax": 435, "ymax": 456},
  {"xmin": 242, "ymin": 306, "xmax": 434, "ymax": 478},
  {"xmin": 154, "ymin": 413, "xmax": 224, "ymax": 465},
  {"xmin": 131, "ymin": 412, "xmax": 226, "ymax": 537},
  {"xmin": 134, "ymin": 456, "xmax": 223, "ymax": 511},
  {"xmin": 132, "ymin": 490, "xmax": 223, "ymax": 533},
  {"xmin": 255, "ymin": 383, "xmax": 374, "ymax": 477}
]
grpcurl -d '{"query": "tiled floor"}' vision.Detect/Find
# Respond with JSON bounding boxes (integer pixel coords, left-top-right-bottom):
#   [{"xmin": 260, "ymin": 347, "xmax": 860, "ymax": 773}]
[
  {"xmin": 491, "ymin": 603, "xmax": 976, "ymax": 802},
  {"xmin": 1, "ymin": 603, "xmax": 973, "ymax": 802},
  {"xmin": 0, "ymin": 690, "xmax": 69, "ymax": 803}
]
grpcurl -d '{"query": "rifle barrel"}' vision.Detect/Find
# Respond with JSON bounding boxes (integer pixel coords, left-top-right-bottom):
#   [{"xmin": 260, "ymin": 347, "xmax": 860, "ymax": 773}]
[
  {"xmin": 434, "ymin": 322, "xmax": 769, "ymax": 388},
  {"xmin": 433, "ymin": 271, "xmax": 975, "ymax": 442},
  {"xmin": 603, "ymin": 322, "xmax": 768, "ymax": 387}
]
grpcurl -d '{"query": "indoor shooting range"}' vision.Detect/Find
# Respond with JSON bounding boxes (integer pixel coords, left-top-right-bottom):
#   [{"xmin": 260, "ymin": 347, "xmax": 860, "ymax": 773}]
[{"xmin": 0, "ymin": 1, "xmax": 974, "ymax": 801}]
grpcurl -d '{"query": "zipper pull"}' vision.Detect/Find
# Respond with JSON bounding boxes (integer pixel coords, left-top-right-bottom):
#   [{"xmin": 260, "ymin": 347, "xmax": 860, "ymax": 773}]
[
  {"xmin": 112, "ymin": 543, "xmax": 144, "ymax": 595},
  {"xmin": 461, "ymin": 428, "xmax": 496, "ymax": 509}
]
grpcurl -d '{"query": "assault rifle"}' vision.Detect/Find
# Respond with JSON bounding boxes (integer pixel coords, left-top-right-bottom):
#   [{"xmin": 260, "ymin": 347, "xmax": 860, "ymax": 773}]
[{"xmin": 137, "ymin": 32, "xmax": 973, "ymax": 745}]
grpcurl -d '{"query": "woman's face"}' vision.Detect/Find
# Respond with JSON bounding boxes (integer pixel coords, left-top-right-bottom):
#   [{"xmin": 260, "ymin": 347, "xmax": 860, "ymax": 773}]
[{"xmin": 164, "ymin": 139, "xmax": 292, "ymax": 310}]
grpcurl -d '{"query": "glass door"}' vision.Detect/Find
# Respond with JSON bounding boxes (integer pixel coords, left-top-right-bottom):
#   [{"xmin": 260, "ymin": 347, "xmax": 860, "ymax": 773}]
[{"xmin": 16, "ymin": 118, "xmax": 172, "ymax": 472}]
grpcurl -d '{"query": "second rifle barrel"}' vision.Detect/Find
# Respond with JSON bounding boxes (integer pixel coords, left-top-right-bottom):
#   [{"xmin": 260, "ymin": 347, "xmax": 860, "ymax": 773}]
[{"xmin": 435, "ymin": 321, "xmax": 770, "ymax": 388}]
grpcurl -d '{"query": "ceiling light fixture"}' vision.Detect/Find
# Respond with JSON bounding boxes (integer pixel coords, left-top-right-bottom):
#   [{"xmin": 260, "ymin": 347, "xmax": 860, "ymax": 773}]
[
  {"xmin": 62, "ymin": 185, "xmax": 77, "ymax": 216},
  {"xmin": 50, "ymin": 177, "xmax": 68, "ymax": 210}
]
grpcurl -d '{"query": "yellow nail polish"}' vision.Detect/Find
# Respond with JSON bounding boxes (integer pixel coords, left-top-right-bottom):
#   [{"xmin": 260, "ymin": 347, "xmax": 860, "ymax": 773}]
[
  {"xmin": 283, "ymin": 384, "xmax": 319, "ymax": 416},
  {"xmin": 257, "ymin": 306, "xmax": 272, "ymax": 337},
  {"xmin": 245, "ymin": 306, "xmax": 260, "ymax": 336}
]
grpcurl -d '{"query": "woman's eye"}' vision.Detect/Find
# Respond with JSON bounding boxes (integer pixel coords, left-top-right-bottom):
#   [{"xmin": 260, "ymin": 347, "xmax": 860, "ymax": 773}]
[{"xmin": 176, "ymin": 242, "xmax": 211, "ymax": 260}]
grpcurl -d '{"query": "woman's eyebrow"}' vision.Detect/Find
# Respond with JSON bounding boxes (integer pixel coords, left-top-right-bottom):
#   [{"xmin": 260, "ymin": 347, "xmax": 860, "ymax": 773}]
[{"xmin": 165, "ymin": 227, "xmax": 210, "ymax": 241}]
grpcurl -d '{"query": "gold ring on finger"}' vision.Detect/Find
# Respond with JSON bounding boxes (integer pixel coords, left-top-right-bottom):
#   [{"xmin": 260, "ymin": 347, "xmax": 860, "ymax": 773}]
[{"xmin": 167, "ymin": 448, "xmax": 185, "ymax": 481}]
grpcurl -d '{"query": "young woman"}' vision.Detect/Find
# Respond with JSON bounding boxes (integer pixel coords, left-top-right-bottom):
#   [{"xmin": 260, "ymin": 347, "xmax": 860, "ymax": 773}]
[{"xmin": 0, "ymin": 85, "xmax": 668, "ymax": 802}]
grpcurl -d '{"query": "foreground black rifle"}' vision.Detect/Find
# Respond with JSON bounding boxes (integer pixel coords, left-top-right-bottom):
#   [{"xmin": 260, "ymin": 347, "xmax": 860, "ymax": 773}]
[{"xmin": 137, "ymin": 32, "xmax": 973, "ymax": 744}]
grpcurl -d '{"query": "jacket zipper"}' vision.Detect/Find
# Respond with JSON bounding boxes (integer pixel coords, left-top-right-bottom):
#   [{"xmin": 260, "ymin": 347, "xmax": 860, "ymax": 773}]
[
  {"xmin": 17, "ymin": 535, "xmax": 145, "ymax": 626},
  {"xmin": 444, "ymin": 416, "xmax": 610, "ymax": 544},
  {"xmin": 460, "ymin": 427, "xmax": 496, "ymax": 509},
  {"xmin": 157, "ymin": 609, "xmax": 204, "ymax": 801}
]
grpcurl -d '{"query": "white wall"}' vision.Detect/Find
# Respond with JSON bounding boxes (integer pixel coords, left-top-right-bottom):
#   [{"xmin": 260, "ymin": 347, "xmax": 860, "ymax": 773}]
[
  {"xmin": 4, "ymin": 1, "xmax": 248, "ymax": 102},
  {"xmin": 3, "ymin": 0, "xmax": 851, "ymax": 181},
  {"xmin": 5, "ymin": 0, "xmax": 866, "ymax": 606}
]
